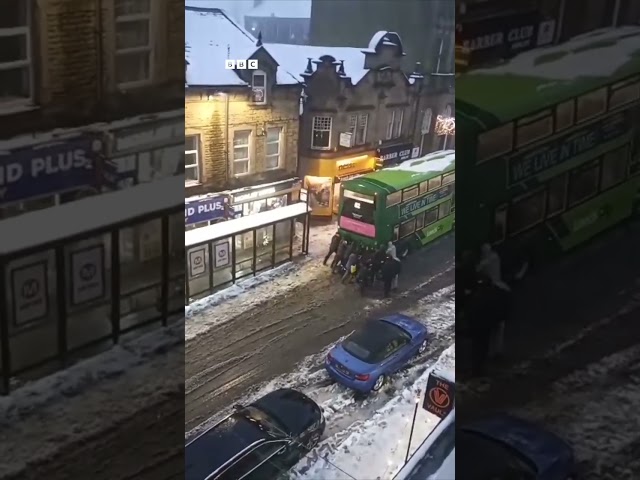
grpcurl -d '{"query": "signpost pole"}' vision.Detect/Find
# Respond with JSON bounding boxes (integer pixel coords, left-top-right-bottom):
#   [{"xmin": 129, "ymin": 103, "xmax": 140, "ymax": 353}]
[
  {"xmin": 55, "ymin": 247, "xmax": 68, "ymax": 366},
  {"xmin": 405, "ymin": 390, "xmax": 421, "ymax": 464}
]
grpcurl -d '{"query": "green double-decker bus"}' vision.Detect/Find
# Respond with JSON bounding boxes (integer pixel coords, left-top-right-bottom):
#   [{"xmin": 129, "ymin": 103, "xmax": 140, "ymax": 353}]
[
  {"xmin": 338, "ymin": 150, "xmax": 455, "ymax": 252},
  {"xmin": 457, "ymin": 27, "xmax": 640, "ymax": 265}
]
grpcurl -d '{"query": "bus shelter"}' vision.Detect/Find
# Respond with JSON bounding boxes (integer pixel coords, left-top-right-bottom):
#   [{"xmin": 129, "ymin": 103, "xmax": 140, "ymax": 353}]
[
  {"xmin": 0, "ymin": 176, "xmax": 184, "ymax": 394},
  {"xmin": 185, "ymin": 192, "xmax": 312, "ymax": 304}
]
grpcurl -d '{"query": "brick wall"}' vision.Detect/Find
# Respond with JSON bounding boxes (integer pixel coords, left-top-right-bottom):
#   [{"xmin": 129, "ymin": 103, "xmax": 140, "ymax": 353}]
[
  {"xmin": 0, "ymin": 0, "xmax": 184, "ymax": 139},
  {"xmin": 185, "ymin": 85, "xmax": 302, "ymax": 197}
]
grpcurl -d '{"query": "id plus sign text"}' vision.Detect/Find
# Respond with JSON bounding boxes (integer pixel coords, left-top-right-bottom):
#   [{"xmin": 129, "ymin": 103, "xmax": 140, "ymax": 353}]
[{"xmin": 225, "ymin": 59, "xmax": 259, "ymax": 70}]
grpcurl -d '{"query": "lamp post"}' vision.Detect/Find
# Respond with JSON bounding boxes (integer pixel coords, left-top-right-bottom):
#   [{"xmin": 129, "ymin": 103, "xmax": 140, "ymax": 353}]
[{"xmin": 405, "ymin": 390, "xmax": 422, "ymax": 464}]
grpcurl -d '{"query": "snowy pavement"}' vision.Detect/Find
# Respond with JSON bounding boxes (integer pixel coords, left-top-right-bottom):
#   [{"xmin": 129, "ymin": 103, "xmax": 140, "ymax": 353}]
[
  {"xmin": 0, "ymin": 322, "xmax": 184, "ymax": 479},
  {"xmin": 185, "ymin": 225, "xmax": 454, "ymax": 430}
]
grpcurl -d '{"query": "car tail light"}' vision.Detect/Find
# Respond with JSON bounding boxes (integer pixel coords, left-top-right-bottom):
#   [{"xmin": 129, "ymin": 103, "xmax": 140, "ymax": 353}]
[{"xmin": 355, "ymin": 374, "xmax": 370, "ymax": 381}]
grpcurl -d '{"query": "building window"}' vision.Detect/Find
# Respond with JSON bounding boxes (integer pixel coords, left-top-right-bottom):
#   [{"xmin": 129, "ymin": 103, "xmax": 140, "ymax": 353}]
[
  {"xmin": 0, "ymin": 0, "xmax": 31, "ymax": 106},
  {"xmin": 355, "ymin": 114, "xmax": 368, "ymax": 145},
  {"xmin": 251, "ymin": 70, "xmax": 266, "ymax": 104},
  {"xmin": 386, "ymin": 109, "xmax": 404, "ymax": 139},
  {"xmin": 477, "ymin": 123, "xmax": 513, "ymax": 163},
  {"xmin": 568, "ymin": 161, "xmax": 600, "ymax": 206},
  {"xmin": 115, "ymin": 0, "xmax": 153, "ymax": 87},
  {"xmin": 265, "ymin": 127, "xmax": 282, "ymax": 170},
  {"xmin": 421, "ymin": 109, "xmax": 433, "ymax": 134},
  {"xmin": 311, "ymin": 116, "xmax": 332, "ymax": 150},
  {"xmin": 185, "ymin": 135, "xmax": 200, "ymax": 184},
  {"xmin": 233, "ymin": 130, "xmax": 251, "ymax": 175}
]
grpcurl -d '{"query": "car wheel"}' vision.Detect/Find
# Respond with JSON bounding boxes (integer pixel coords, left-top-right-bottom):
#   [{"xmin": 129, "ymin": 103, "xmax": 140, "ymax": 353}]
[
  {"xmin": 417, "ymin": 340, "xmax": 428, "ymax": 355},
  {"xmin": 372, "ymin": 374, "xmax": 385, "ymax": 392}
]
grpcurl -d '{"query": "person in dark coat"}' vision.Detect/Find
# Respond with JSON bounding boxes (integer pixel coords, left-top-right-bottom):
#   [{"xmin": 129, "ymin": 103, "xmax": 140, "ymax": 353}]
[
  {"xmin": 381, "ymin": 256, "xmax": 399, "ymax": 297},
  {"xmin": 341, "ymin": 241, "xmax": 355, "ymax": 268},
  {"xmin": 371, "ymin": 245, "xmax": 387, "ymax": 279},
  {"xmin": 468, "ymin": 275, "xmax": 502, "ymax": 376},
  {"xmin": 323, "ymin": 231, "xmax": 341, "ymax": 265},
  {"xmin": 331, "ymin": 240, "xmax": 348, "ymax": 272}
]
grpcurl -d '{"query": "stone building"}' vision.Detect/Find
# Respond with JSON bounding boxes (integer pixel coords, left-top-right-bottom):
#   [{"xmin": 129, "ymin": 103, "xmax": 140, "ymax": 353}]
[
  {"xmin": 0, "ymin": 0, "xmax": 184, "ymax": 218},
  {"xmin": 265, "ymin": 32, "xmax": 454, "ymax": 215},
  {"xmin": 185, "ymin": 6, "xmax": 303, "ymax": 229}
]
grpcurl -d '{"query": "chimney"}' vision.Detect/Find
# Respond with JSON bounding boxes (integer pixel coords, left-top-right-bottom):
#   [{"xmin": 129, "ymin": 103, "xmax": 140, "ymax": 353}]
[{"xmin": 256, "ymin": 31, "xmax": 263, "ymax": 47}]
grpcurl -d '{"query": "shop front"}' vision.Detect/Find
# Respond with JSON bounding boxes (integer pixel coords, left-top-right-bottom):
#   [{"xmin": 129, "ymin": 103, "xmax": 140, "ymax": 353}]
[
  {"xmin": 0, "ymin": 132, "xmax": 105, "ymax": 220},
  {"xmin": 228, "ymin": 178, "xmax": 301, "ymax": 218},
  {"xmin": 102, "ymin": 110, "xmax": 183, "ymax": 190},
  {"xmin": 185, "ymin": 194, "xmax": 231, "ymax": 230},
  {"xmin": 375, "ymin": 142, "xmax": 420, "ymax": 169},
  {"xmin": 100, "ymin": 111, "xmax": 184, "ymax": 270},
  {"xmin": 303, "ymin": 154, "xmax": 376, "ymax": 216}
]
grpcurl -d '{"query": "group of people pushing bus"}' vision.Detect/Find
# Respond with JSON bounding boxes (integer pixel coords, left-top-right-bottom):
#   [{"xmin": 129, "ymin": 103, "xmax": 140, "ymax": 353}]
[{"xmin": 323, "ymin": 231, "xmax": 402, "ymax": 297}]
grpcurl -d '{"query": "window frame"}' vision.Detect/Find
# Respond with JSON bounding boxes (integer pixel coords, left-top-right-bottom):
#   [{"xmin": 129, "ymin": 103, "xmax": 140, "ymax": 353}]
[
  {"xmin": 424, "ymin": 206, "xmax": 439, "ymax": 226},
  {"xmin": 428, "ymin": 176, "xmax": 442, "ymax": 191},
  {"xmin": 387, "ymin": 191, "xmax": 402, "ymax": 208},
  {"xmin": 399, "ymin": 217, "xmax": 416, "ymax": 238},
  {"xmin": 599, "ymin": 145, "xmax": 629, "ymax": 191},
  {"xmin": 251, "ymin": 70, "xmax": 267, "ymax": 104},
  {"xmin": 555, "ymin": 100, "xmax": 575, "ymax": 132},
  {"xmin": 442, "ymin": 172, "xmax": 455, "ymax": 185},
  {"xmin": 393, "ymin": 109, "xmax": 404, "ymax": 138},
  {"xmin": 114, "ymin": 0, "xmax": 154, "ymax": 89},
  {"xmin": 402, "ymin": 185, "xmax": 419, "ymax": 202},
  {"xmin": 516, "ymin": 111, "xmax": 554, "ymax": 148},
  {"xmin": 356, "ymin": 113, "xmax": 368, "ymax": 145},
  {"xmin": 311, "ymin": 116, "xmax": 332, "ymax": 150},
  {"xmin": 576, "ymin": 87, "xmax": 607, "ymax": 124},
  {"xmin": 185, "ymin": 134, "xmax": 200, "ymax": 185},
  {"xmin": 265, "ymin": 126, "xmax": 283, "ymax": 170},
  {"xmin": 476, "ymin": 122, "xmax": 514, "ymax": 164},
  {"xmin": 232, "ymin": 129, "xmax": 252, "ymax": 176},
  {"xmin": 0, "ymin": 0, "xmax": 33, "ymax": 107},
  {"xmin": 507, "ymin": 188, "xmax": 546, "ymax": 236},
  {"xmin": 608, "ymin": 79, "xmax": 640, "ymax": 111},
  {"xmin": 567, "ymin": 161, "xmax": 600, "ymax": 207},
  {"xmin": 421, "ymin": 108, "xmax": 433, "ymax": 134}
]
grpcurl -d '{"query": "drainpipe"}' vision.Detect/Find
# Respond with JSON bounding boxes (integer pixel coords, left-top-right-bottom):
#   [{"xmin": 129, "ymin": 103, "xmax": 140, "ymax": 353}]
[
  {"xmin": 96, "ymin": 0, "xmax": 104, "ymax": 102},
  {"xmin": 223, "ymin": 92, "xmax": 230, "ymax": 182},
  {"xmin": 555, "ymin": 0, "xmax": 566, "ymax": 43}
]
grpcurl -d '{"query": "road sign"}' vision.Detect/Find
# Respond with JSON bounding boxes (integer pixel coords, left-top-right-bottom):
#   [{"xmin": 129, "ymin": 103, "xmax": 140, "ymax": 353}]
[
  {"xmin": 188, "ymin": 247, "xmax": 207, "ymax": 278},
  {"xmin": 11, "ymin": 261, "xmax": 49, "ymax": 327},
  {"xmin": 70, "ymin": 245, "xmax": 105, "ymax": 306},
  {"xmin": 423, "ymin": 370, "xmax": 455, "ymax": 418}
]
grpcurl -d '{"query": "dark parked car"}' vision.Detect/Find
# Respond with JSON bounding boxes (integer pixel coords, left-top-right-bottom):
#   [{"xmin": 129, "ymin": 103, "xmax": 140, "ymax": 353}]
[{"xmin": 186, "ymin": 389, "xmax": 325, "ymax": 480}]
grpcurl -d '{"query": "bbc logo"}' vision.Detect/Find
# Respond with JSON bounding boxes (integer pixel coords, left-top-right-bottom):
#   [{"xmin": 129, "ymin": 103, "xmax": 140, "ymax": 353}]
[{"xmin": 225, "ymin": 59, "xmax": 258, "ymax": 70}]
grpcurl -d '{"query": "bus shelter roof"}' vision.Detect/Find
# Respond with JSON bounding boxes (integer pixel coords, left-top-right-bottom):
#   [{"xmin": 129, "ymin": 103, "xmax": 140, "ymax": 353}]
[
  {"xmin": 185, "ymin": 202, "xmax": 310, "ymax": 248},
  {"xmin": 0, "ymin": 175, "xmax": 183, "ymax": 256}
]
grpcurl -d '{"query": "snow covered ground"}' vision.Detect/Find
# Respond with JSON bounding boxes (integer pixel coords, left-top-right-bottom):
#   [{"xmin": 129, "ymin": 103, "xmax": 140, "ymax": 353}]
[
  {"xmin": 0, "ymin": 322, "xmax": 183, "ymax": 477},
  {"xmin": 514, "ymin": 344, "xmax": 640, "ymax": 479},
  {"xmin": 186, "ymin": 285, "xmax": 455, "ymax": 480},
  {"xmin": 185, "ymin": 221, "xmax": 339, "ymax": 340}
]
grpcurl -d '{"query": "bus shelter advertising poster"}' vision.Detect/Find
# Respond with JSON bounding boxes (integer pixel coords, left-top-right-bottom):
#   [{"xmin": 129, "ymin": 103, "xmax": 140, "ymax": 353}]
[{"xmin": 304, "ymin": 176, "xmax": 333, "ymax": 216}]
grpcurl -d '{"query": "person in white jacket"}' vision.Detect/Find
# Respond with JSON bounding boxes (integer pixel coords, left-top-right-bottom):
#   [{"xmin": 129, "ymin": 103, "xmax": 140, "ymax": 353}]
[{"xmin": 386, "ymin": 241, "xmax": 401, "ymax": 289}]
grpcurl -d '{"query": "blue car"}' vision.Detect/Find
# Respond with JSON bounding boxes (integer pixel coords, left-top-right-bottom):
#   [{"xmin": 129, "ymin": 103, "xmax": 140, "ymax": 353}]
[
  {"xmin": 458, "ymin": 415, "xmax": 576, "ymax": 480},
  {"xmin": 325, "ymin": 314, "xmax": 428, "ymax": 393}
]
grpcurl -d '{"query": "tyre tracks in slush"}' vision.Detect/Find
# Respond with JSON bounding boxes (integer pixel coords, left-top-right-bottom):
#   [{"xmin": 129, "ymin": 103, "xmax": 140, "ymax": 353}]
[{"xmin": 185, "ymin": 235, "xmax": 454, "ymax": 432}]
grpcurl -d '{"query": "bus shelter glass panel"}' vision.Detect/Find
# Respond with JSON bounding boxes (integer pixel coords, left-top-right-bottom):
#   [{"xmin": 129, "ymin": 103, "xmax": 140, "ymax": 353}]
[
  {"xmin": 64, "ymin": 234, "xmax": 112, "ymax": 351},
  {"xmin": 119, "ymin": 218, "xmax": 162, "ymax": 331},
  {"xmin": 4, "ymin": 249, "xmax": 58, "ymax": 376},
  {"xmin": 187, "ymin": 243, "xmax": 210, "ymax": 300},
  {"xmin": 169, "ymin": 213, "xmax": 185, "ymax": 312},
  {"xmin": 212, "ymin": 237, "xmax": 233, "ymax": 288},
  {"xmin": 234, "ymin": 233, "xmax": 255, "ymax": 280},
  {"xmin": 274, "ymin": 219, "xmax": 293, "ymax": 264}
]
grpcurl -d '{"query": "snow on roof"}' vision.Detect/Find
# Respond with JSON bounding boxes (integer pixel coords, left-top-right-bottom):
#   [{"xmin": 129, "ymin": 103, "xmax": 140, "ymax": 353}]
[
  {"xmin": 386, "ymin": 150, "xmax": 455, "ymax": 175},
  {"xmin": 186, "ymin": 7, "xmax": 301, "ymax": 86},
  {"xmin": 471, "ymin": 26, "xmax": 640, "ymax": 81},
  {"xmin": 365, "ymin": 30, "xmax": 389, "ymax": 52},
  {"xmin": 247, "ymin": 0, "xmax": 311, "ymax": 19},
  {"xmin": 185, "ymin": 202, "xmax": 310, "ymax": 247},
  {"xmin": 0, "ymin": 176, "xmax": 183, "ymax": 255},
  {"xmin": 263, "ymin": 43, "xmax": 369, "ymax": 83}
]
